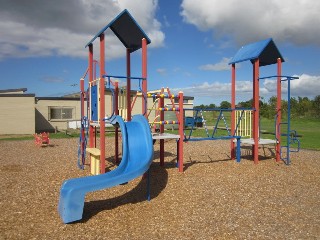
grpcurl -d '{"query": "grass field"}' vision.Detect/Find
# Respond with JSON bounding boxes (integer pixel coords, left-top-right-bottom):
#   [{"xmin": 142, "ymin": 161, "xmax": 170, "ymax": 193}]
[
  {"xmin": 1, "ymin": 115, "xmax": 319, "ymax": 150},
  {"xmin": 260, "ymin": 118, "xmax": 320, "ymax": 150},
  {"xmin": 177, "ymin": 110, "xmax": 320, "ymax": 151}
]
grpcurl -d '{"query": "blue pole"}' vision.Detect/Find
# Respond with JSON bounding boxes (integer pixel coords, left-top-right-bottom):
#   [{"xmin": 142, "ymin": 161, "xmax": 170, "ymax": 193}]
[
  {"xmin": 287, "ymin": 79, "xmax": 291, "ymax": 165},
  {"xmin": 147, "ymin": 169, "xmax": 151, "ymax": 201},
  {"xmin": 236, "ymin": 137, "xmax": 241, "ymax": 162}
]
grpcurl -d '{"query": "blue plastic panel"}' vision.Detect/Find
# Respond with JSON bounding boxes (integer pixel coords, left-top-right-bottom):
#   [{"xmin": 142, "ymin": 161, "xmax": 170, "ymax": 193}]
[
  {"xmin": 58, "ymin": 115, "xmax": 154, "ymax": 223},
  {"xmin": 91, "ymin": 85, "xmax": 98, "ymax": 121},
  {"xmin": 229, "ymin": 38, "xmax": 284, "ymax": 66}
]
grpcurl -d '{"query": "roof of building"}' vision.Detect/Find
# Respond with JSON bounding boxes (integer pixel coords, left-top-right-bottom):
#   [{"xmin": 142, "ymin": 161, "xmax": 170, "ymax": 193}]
[
  {"xmin": 0, "ymin": 94, "xmax": 35, "ymax": 97},
  {"xmin": 63, "ymin": 88, "xmax": 194, "ymax": 100},
  {"xmin": 229, "ymin": 38, "xmax": 284, "ymax": 66},
  {"xmin": 85, "ymin": 9, "xmax": 151, "ymax": 53},
  {"xmin": 35, "ymin": 97, "xmax": 81, "ymax": 101},
  {"xmin": 0, "ymin": 88, "xmax": 28, "ymax": 94}
]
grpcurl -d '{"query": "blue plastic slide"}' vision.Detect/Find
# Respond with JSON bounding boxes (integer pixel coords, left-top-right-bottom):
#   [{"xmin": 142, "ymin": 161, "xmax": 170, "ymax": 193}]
[{"xmin": 58, "ymin": 114, "xmax": 154, "ymax": 223}]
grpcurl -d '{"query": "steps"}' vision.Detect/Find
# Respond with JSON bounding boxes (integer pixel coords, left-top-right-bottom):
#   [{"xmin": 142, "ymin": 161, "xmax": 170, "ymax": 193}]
[{"xmin": 86, "ymin": 148, "xmax": 101, "ymax": 175}]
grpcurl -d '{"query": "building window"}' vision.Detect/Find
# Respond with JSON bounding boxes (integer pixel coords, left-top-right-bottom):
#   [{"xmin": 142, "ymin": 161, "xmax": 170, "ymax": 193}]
[{"xmin": 49, "ymin": 107, "xmax": 74, "ymax": 120}]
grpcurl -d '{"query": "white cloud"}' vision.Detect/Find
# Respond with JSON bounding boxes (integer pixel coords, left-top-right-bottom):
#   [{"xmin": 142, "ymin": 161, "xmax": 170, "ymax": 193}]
[
  {"xmin": 181, "ymin": 0, "xmax": 320, "ymax": 46},
  {"xmin": 163, "ymin": 15, "xmax": 170, "ymax": 27},
  {"xmin": 264, "ymin": 74, "xmax": 320, "ymax": 97},
  {"xmin": 40, "ymin": 76, "xmax": 65, "ymax": 83},
  {"xmin": 156, "ymin": 68, "xmax": 167, "ymax": 76},
  {"xmin": 0, "ymin": 0, "xmax": 164, "ymax": 60},
  {"xmin": 173, "ymin": 74, "xmax": 320, "ymax": 102},
  {"xmin": 199, "ymin": 57, "xmax": 231, "ymax": 71},
  {"xmin": 172, "ymin": 82, "xmax": 229, "ymax": 98}
]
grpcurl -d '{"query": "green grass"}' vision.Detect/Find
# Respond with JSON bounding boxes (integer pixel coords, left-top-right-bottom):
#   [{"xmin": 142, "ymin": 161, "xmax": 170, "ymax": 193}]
[
  {"xmin": 0, "ymin": 127, "xmax": 120, "ymax": 142},
  {"xmin": 1, "ymin": 117, "xmax": 319, "ymax": 150},
  {"xmin": 260, "ymin": 118, "xmax": 320, "ymax": 150},
  {"xmin": 167, "ymin": 114, "xmax": 320, "ymax": 150},
  {"xmin": 0, "ymin": 132, "xmax": 79, "ymax": 141}
]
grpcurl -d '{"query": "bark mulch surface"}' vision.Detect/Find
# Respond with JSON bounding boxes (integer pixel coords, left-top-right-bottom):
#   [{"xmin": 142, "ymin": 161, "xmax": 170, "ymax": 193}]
[{"xmin": 0, "ymin": 138, "xmax": 319, "ymax": 239}]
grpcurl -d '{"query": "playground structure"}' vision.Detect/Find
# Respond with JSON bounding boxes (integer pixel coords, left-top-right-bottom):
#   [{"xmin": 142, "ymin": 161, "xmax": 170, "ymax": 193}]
[
  {"xmin": 59, "ymin": 9, "xmax": 184, "ymax": 223},
  {"xmin": 164, "ymin": 38, "xmax": 300, "ymax": 165},
  {"xmin": 229, "ymin": 38, "xmax": 300, "ymax": 165},
  {"xmin": 182, "ymin": 107, "xmax": 246, "ymax": 163},
  {"xmin": 77, "ymin": 9, "xmax": 151, "ymax": 175},
  {"xmin": 58, "ymin": 9, "xmax": 302, "ymax": 224},
  {"xmin": 59, "ymin": 9, "xmax": 153, "ymax": 223},
  {"xmin": 235, "ymin": 110, "xmax": 252, "ymax": 138},
  {"xmin": 76, "ymin": 9, "xmax": 185, "ymax": 174},
  {"xmin": 76, "ymin": 35, "xmax": 301, "ymax": 174},
  {"xmin": 147, "ymin": 87, "xmax": 184, "ymax": 172},
  {"xmin": 59, "ymin": 115, "xmax": 154, "ymax": 223}
]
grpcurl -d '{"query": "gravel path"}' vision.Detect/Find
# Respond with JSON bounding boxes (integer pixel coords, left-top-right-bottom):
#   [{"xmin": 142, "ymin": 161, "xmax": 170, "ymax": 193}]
[{"xmin": 0, "ymin": 138, "xmax": 319, "ymax": 239}]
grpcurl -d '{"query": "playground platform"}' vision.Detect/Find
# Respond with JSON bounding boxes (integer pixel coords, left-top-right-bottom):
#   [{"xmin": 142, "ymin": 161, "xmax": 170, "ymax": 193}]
[
  {"xmin": 235, "ymin": 138, "xmax": 278, "ymax": 145},
  {"xmin": 152, "ymin": 133, "xmax": 180, "ymax": 140}
]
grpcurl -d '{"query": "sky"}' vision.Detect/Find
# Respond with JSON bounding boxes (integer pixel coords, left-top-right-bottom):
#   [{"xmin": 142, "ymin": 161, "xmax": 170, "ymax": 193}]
[{"xmin": 1, "ymin": 0, "xmax": 320, "ymax": 105}]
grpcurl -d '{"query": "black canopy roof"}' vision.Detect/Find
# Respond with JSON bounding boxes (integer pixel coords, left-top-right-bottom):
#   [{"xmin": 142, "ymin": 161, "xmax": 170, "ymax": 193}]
[{"xmin": 85, "ymin": 9, "xmax": 151, "ymax": 53}]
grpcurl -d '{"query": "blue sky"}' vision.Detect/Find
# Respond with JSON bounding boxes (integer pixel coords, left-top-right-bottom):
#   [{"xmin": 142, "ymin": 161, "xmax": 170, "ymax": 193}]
[{"xmin": 1, "ymin": 0, "xmax": 320, "ymax": 105}]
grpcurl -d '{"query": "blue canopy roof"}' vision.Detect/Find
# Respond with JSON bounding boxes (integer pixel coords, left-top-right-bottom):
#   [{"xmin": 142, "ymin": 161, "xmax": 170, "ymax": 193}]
[
  {"xmin": 229, "ymin": 38, "xmax": 284, "ymax": 66},
  {"xmin": 85, "ymin": 9, "xmax": 151, "ymax": 53}
]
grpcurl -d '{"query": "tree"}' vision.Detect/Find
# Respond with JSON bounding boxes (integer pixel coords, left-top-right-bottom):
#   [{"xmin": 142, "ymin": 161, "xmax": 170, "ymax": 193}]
[
  {"xmin": 220, "ymin": 101, "xmax": 231, "ymax": 109},
  {"xmin": 268, "ymin": 96, "xmax": 277, "ymax": 109},
  {"xmin": 208, "ymin": 103, "xmax": 216, "ymax": 109},
  {"xmin": 313, "ymin": 95, "xmax": 320, "ymax": 117},
  {"xmin": 237, "ymin": 99, "xmax": 253, "ymax": 108},
  {"xmin": 296, "ymin": 96, "xmax": 312, "ymax": 117},
  {"xmin": 195, "ymin": 104, "xmax": 205, "ymax": 109}
]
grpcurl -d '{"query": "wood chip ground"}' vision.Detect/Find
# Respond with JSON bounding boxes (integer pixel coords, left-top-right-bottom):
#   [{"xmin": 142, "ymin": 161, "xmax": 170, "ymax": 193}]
[{"xmin": 0, "ymin": 138, "xmax": 319, "ymax": 239}]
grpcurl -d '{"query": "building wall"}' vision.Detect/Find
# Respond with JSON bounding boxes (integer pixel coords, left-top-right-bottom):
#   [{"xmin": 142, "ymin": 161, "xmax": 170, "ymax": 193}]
[
  {"xmin": 35, "ymin": 98, "xmax": 81, "ymax": 132},
  {"xmin": 0, "ymin": 87, "xmax": 194, "ymax": 134},
  {"xmin": 0, "ymin": 95, "xmax": 35, "ymax": 134},
  {"xmin": 35, "ymin": 94, "xmax": 118, "ymax": 132}
]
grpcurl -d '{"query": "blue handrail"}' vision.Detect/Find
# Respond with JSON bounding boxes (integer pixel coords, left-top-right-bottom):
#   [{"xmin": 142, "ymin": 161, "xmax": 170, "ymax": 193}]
[{"xmin": 102, "ymin": 74, "xmax": 146, "ymax": 80}]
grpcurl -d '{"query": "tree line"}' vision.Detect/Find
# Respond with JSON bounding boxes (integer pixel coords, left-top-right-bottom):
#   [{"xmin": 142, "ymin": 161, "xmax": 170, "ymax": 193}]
[{"xmin": 195, "ymin": 95, "xmax": 320, "ymax": 119}]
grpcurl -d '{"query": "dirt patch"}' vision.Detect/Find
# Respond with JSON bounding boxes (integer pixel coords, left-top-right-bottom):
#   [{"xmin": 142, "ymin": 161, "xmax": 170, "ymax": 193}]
[{"xmin": 0, "ymin": 138, "xmax": 319, "ymax": 239}]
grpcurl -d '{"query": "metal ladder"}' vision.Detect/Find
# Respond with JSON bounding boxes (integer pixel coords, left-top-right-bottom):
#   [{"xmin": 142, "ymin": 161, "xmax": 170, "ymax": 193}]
[
  {"xmin": 278, "ymin": 122, "xmax": 301, "ymax": 165},
  {"xmin": 199, "ymin": 110, "xmax": 210, "ymax": 137},
  {"xmin": 212, "ymin": 110, "xmax": 231, "ymax": 137}
]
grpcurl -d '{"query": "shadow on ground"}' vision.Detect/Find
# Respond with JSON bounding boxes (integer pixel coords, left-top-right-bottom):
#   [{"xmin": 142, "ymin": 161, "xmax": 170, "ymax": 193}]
[{"xmin": 81, "ymin": 158, "xmax": 169, "ymax": 223}]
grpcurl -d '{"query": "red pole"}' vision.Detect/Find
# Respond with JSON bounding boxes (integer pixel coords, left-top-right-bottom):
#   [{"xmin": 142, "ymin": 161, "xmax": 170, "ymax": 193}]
[
  {"xmin": 88, "ymin": 44, "xmax": 94, "ymax": 148},
  {"xmin": 142, "ymin": 38, "xmax": 147, "ymax": 118},
  {"xmin": 126, "ymin": 49, "xmax": 131, "ymax": 121},
  {"xmin": 115, "ymin": 81, "xmax": 119, "ymax": 163},
  {"xmin": 160, "ymin": 88, "xmax": 164, "ymax": 166},
  {"xmin": 80, "ymin": 78, "xmax": 85, "ymax": 117},
  {"xmin": 231, "ymin": 63, "xmax": 236, "ymax": 160},
  {"xmin": 276, "ymin": 58, "xmax": 282, "ymax": 162},
  {"xmin": 99, "ymin": 33, "xmax": 106, "ymax": 174},
  {"xmin": 253, "ymin": 58, "xmax": 260, "ymax": 164},
  {"xmin": 93, "ymin": 60, "xmax": 97, "ymax": 80},
  {"xmin": 80, "ymin": 78, "xmax": 85, "ymax": 165},
  {"xmin": 178, "ymin": 91, "xmax": 184, "ymax": 172}
]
